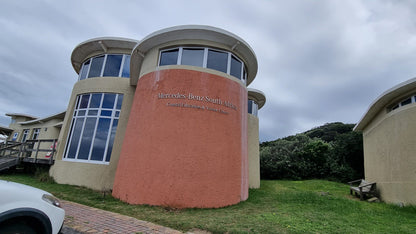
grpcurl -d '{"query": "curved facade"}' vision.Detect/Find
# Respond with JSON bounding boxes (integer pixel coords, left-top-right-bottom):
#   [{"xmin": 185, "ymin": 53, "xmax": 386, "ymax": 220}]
[
  {"xmin": 247, "ymin": 89, "xmax": 266, "ymax": 189},
  {"xmin": 47, "ymin": 26, "xmax": 265, "ymax": 208},
  {"xmin": 50, "ymin": 38, "xmax": 137, "ymax": 190},
  {"xmin": 355, "ymin": 77, "xmax": 416, "ymax": 205}
]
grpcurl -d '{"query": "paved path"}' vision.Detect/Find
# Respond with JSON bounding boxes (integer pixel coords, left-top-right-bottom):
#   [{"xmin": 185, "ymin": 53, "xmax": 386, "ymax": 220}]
[{"xmin": 61, "ymin": 200, "xmax": 183, "ymax": 234}]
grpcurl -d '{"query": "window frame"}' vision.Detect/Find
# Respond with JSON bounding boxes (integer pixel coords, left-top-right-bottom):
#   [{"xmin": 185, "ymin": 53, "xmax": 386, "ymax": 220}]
[
  {"xmin": 248, "ymin": 100, "xmax": 259, "ymax": 117},
  {"xmin": 159, "ymin": 46, "xmax": 247, "ymax": 83},
  {"xmin": 32, "ymin": 128, "xmax": 40, "ymax": 140},
  {"xmin": 79, "ymin": 54, "xmax": 131, "ymax": 80},
  {"xmin": 388, "ymin": 94, "xmax": 416, "ymax": 112},
  {"xmin": 21, "ymin": 129, "xmax": 29, "ymax": 142},
  {"xmin": 63, "ymin": 93, "xmax": 123, "ymax": 164},
  {"xmin": 12, "ymin": 132, "xmax": 18, "ymax": 141}
]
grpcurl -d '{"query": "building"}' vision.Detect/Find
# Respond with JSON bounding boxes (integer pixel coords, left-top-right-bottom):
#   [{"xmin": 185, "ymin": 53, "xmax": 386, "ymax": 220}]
[
  {"xmin": 1, "ymin": 113, "xmax": 65, "ymax": 161},
  {"xmin": 354, "ymin": 77, "xmax": 416, "ymax": 205},
  {"xmin": 3, "ymin": 25, "xmax": 266, "ymax": 208}
]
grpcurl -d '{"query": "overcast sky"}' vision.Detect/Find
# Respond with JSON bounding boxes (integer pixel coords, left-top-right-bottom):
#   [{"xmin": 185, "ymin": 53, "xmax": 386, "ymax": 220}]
[{"xmin": 1, "ymin": 0, "xmax": 416, "ymax": 142}]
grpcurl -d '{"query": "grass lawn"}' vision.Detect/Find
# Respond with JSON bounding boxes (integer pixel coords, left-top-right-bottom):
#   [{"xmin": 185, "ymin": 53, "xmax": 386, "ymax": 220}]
[{"xmin": 1, "ymin": 172, "xmax": 415, "ymax": 233}]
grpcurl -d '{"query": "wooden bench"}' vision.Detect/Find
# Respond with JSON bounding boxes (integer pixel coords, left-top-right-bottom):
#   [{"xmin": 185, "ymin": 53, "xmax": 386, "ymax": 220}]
[{"xmin": 348, "ymin": 179, "xmax": 376, "ymax": 201}]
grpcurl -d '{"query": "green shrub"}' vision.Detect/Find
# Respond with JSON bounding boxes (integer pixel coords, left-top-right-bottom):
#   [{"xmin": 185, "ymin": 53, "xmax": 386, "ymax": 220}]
[{"xmin": 260, "ymin": 122, "xmax": 363, "ymax": 182}]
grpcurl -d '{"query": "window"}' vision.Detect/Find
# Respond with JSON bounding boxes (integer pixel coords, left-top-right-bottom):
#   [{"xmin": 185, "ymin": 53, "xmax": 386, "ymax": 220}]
[
  {"xmin": 181, "ymin": 48, "xmax": 204, "ymax": 67},
  {"xmin": 88, "ymin": 56, "xmax": 105, "ymax": 78},
  {"xmin": 230, "ymin": 55, "xmax": 242, "ymax": 79},
  {"xmin": 103, "ymin": 55, "xmax": 123, "ymax": 77},
  {"xmin": 159, "ymin": 49, "xmax": 179, "ymax": 66},
  {"xmin": 22, "ymin": 129, "xmax": 29, "ymax": 142},
  {"xmin": 121, "ymin": 55, "xmax": 130, "ymax": 77},
  {"xmin": 388, "ymin": 94, "xmax": 416, "ymax": 112},
  {"xmin": 159, "ymin": 47, "xmax": 246, "ymax": 82},
  {"xmin": 12, "ymin": 132, "xmax": 18, "ymax": 141},
  {"xmin": 79, "ymin": 60, "xmax": 90, "ymax": 80},
  {"xmin": 248, "ymin": 100, "xmax": 258, "ymax": 116},
  {"xmin": 207, "ymin": 49, "xmax": 228, "ymax": 73},
  {"xmin": 32, "ymin": 128, "xmax": 40, "ymax": 140},
  {"xmin": 78, "ymin": 54, "xmax": 130, "ymax": 80},
  {"xmin": 401, "ymin": 98, "xmax": 412, "ymax": 106},
  {"xmin": 64, "ymin": 93, "xmax": 123, "ymax": 163}
]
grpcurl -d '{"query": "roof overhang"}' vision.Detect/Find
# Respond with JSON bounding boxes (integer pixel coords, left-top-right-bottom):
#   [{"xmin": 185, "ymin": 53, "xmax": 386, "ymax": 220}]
[
  {"xmin": 354, "ymin": 77, "xmax": 416, "ymax": 131},
  {"xmin": 0, "ymin": 125, "xmax": 13, "ymax": 135},
  {"xmin": 130, "ymin": 25, "xmax": 258, "ymax": 86},
  {"xmin": 248, "ymin": 88, "xmax": 266, "ymax": 109},
  {"xmin": 5, "ymin": 113, "xmax": 38, "ymax": 120},
  {"xmin": 71, "ymin": 37, "xmax": 139, "ymax": 74},
  {"xmin": 19, "ymin": 111, "xmax": 66, "ymax": 125}
]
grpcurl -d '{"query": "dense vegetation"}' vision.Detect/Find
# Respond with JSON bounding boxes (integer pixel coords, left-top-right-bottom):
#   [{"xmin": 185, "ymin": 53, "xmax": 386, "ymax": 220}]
[{"xmin": 260, "ymin": 122, "xmax": 364, "ymax": 182}]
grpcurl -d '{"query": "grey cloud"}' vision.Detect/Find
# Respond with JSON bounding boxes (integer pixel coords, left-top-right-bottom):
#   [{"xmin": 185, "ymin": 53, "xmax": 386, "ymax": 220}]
[{"xmin": 1, "ymin": 0, "xmax": 416, "ymax": 142}]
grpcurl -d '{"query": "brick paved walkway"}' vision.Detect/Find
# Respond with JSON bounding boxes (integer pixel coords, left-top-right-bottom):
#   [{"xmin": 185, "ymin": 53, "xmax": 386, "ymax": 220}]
[{"xmin": 61, "ymin": 200, "xmax": 183, "ymax": 234}]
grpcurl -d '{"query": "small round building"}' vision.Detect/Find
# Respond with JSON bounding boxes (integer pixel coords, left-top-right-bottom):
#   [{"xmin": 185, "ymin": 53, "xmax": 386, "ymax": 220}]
[
  {"xmin": 355, "ymin": 77, "xmax": 416, "ymax": 205},
  {"xmin": 47, "ymin": 25, "xmax": 265, "ymax": 208}
]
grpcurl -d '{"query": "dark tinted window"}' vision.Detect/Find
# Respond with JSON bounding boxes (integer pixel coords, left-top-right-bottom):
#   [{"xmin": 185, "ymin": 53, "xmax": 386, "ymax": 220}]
[
  {"xmin": 80, "ymin": 94, "xmax": 90, "ymax": 109},
  {"xmin": 230, "ymin": 55, "xmax": 242, "ymax": 79},
  {"xmin": 121, "ymin": 55, "xmax": 130, "ymax": 77},
  {"xmin": 103, "ymin": 55, "xmax": 123, "ymax": 77},
  {"xmin": 79, "ymin": 60, "xmax": 90, "ymax": 80},
  {"xmin": 207, "ymin": 50, "xmax": 228, "ymax": 73},
  {"xmin": 89, "ymin": 94, "xmax": 102, "ymax": 108},
  {"xmin": 88, "ymin": 56, "xmax": 104, "ymax": 78},
  {"xmin": 102, "ymin": 94, "xmax": 116, "ymax": 109},
  {"xmin": 67, "ymin": 118, "xmax": 84, "ymax": 159},
  {"xmin": 401, "ymin": 98, "xmax": 412, "ymax": 106},
  {"xmin": 181, "ymin": 48, "xmax": 204, "ymax": 67},
  {"xmin": 91, "ymin": 118, "xmax": 111, "ymax": 161},
  {"xmin": 160, "ymin": 49, "xmax": 179, "ymax": 66}
]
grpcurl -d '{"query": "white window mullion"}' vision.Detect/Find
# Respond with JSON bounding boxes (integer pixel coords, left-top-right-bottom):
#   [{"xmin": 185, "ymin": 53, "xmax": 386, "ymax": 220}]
[
  {"xmin": 177, "ymin": 47, "xmax": 183, "ymax": 65},
  {"xmin": 102, "ymin": 117, "xmax": 114, "ymax": 163},
  {"xmin": 241, "ymin": 64, "xmax": 245, "ymax": 83},
  {"xmin": 100, "ymin": 54, "xmax": 107, "ymax": 77},
  {"xmin": 64, "ymin": 96, "xmax": 80, "ymax": 158},
  {"xmin": 226, "ymin": 53, "xmax": 231, "ymax": 75},
  {"xmin": 85, "ymin": 58, "xmax": 92, "ymax": 79},
  {"xmin": 74, "ymin": 94, "xmax": 91, "ymax": 159},
  {"xmin": 203, "ymin": 48, "xmax": 208, "ymax": 68},
  {"xmin": 87, "ymin": 116, "xmax": 100, "ymax": 161},
  {"xmin": 118, "ymin": 55, "xmax": 126, "ymax": 77},
  {"xmin": 74, "ymin": 116, "xmax": 87, "ymax": 160}
]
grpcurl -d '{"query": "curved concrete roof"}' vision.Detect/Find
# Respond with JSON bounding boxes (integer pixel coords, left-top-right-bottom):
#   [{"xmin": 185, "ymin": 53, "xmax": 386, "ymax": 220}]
[
  {"xmin": 20, "ymin": 111, "xmax": 66, "ymax": 125},
  {"xmin": 5, "ymin": 113, "xmax": 38, "ymax": 120},
  {"xmin": 130, "ymin": 25, "xmax": 258, "ymax": 86},
  {"xmin": 248, "ymin": 88, "xmax": 266, "ymax": 109},
  {"xmin": 71, "ymin": 37, "xmax": 139, "ymax": 74},
  {"xmin": 354, "ymin": 77, "xmax": 416, "ymax": 131}
]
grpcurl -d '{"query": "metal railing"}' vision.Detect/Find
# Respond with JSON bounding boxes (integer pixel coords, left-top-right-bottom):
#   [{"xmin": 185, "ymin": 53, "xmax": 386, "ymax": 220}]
[{"xmin": 0, "ymin": 139, "xmax": 57, "ymax": 164}]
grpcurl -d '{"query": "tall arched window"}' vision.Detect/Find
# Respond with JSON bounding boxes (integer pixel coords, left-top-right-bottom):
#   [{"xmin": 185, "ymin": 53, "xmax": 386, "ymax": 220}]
[{"xmin": 64, "ymin": 93, "xmax": 123, "ymax": 163}]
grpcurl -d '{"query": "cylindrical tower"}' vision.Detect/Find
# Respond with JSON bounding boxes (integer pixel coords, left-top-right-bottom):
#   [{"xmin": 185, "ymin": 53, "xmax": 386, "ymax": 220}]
[
  {"xmin": 112, "ymin": 25, "xmax": 258, "ymax": 208},
  {"xmin": 247, "ymin": 89, "xmax": 266, "ymax": 189},
  {"xmin": 50, "ymin": 38, "xmax": 137, "ymax": 190}
]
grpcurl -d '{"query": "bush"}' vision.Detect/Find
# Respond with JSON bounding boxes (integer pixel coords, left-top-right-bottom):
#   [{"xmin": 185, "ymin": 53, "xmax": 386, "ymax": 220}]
[{"xmin": 260, "ymin": 122, "xmax": 363, "ymax": 182}]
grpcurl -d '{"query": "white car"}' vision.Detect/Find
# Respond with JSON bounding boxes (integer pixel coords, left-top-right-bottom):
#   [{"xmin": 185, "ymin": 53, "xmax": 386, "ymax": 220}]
[{"xmin": 0, "ymin": 180, "xmax": 65, "ymax": 234}]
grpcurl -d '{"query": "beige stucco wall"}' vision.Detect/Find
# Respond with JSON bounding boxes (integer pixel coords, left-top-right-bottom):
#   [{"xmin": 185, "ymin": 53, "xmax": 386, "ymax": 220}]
[
  {"xmin": 24, "ymin": 119, "xmax": 62, "ymax": 159},
  {"xmin": 248, "ymin": 114, "xmax": 260, "ymax": 188},
  {"xmin": 50, "ymin": 77, "xmax": 135, "ymax": 191},
  {"xmin": 362, "ymin": 104, "xmax": 416, "ymax": 205}
]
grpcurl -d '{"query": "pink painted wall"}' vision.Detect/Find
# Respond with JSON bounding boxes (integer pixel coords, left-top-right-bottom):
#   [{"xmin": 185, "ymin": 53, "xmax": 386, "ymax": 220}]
[{"xmin": 112, "ymin": 69, "xmax": 248, "ymax": 208}]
